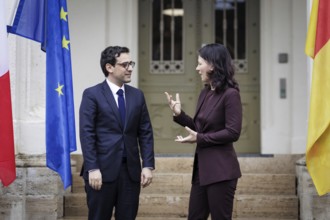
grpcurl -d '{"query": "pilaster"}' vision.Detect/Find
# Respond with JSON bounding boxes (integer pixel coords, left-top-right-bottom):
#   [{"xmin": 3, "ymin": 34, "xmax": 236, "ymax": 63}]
[
  {"xmin": 9, "ymin": 36, "xmax": 46, "ymax": 154},
  {"xmin": 296, "ymin": 157, "xmax": 330, "ymax": 220}
]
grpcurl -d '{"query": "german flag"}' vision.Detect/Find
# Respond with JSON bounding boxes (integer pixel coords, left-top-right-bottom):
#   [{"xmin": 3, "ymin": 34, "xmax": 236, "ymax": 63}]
[{"xmin": 305, "ymin": 0, "xmax": 330, "ymax": 196}]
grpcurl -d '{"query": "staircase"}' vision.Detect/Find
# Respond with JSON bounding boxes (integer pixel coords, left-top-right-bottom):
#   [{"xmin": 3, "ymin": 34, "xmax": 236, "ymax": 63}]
[{"xmin": 61, "ymin": 155, "xmax": 301, "ymax": 220}]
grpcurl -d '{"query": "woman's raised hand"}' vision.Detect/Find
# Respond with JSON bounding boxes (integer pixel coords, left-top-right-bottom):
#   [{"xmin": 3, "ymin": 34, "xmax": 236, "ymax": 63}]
[{"xmin": 164, "ymin": 92, "xmax": 181, "ymax": 116}]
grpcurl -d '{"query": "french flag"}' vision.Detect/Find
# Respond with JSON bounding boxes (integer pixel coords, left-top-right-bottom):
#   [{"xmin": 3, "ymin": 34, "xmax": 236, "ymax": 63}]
[{"xmin": 0, "ymin": 0, "xmax": 16, "ymax": 186}]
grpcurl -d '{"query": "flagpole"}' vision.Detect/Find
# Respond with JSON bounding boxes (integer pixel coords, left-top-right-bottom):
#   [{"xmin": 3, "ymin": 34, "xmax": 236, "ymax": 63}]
[
  {"xmin": 7, "ymin": 0, "xmax": 19, "ymax": 37},
  {"xmin": 9, "ymin": 0, "xmax": 19, "ymax": 25},
  {"xmin": 306, "ymin": 0, "xmax": 313, "ymax": 96},
  {"xmin": 4, "ymin": 0, "xmax": 19, "ymax": 37}
]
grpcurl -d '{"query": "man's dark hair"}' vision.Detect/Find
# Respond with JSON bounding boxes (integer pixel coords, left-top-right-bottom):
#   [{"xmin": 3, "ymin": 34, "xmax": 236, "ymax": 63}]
[{"xmin": 100, "ymin": 46, "xmax": 130, "ymax": 77}]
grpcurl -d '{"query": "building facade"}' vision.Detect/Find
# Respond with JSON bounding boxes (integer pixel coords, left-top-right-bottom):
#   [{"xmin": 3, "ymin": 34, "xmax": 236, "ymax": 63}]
[
  {"xmin": 4, "ymin": 1, "xmax": 330, "ymax": 219},
  {"xmin": 5, "ymin": 0, "xmax": 310, "ymax": 156}
]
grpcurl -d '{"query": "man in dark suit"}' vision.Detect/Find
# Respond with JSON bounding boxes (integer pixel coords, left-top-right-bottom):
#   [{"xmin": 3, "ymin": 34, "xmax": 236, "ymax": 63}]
[{"xmin": 79, "ymin": 46, "xmax": 155, "ymax": 220}]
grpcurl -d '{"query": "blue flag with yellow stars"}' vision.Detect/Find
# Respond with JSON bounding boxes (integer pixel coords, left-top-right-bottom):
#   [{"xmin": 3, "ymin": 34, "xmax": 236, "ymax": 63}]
[
  {"xmin": 7, "ymin": 0, "xmax": 77, "ymax": 189},
  {"xmin": 46, "ymin": 0, "xmax": 76, "ymax": 189}
]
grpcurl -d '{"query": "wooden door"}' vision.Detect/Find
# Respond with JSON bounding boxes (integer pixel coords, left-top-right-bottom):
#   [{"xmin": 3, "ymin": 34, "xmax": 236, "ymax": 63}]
[{"xmin": 139, "ymin": 0, "xmax": 260, "ymax": 154}]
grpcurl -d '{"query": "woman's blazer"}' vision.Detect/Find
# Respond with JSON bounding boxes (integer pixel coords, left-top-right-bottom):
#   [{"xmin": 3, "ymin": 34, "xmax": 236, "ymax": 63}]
[{"xmin": 174, "ymin": 87, "xmax": 242, "ymax": 186}]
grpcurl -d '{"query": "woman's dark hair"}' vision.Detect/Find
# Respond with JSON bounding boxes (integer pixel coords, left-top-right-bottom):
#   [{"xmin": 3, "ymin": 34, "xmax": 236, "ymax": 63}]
[
  {"xmin": 198, "ymin": 43, "xmax": 239, "ymax": 92},
  {"xmin": 100, "ymin": 46, "xmax": 129, "ymax": 77}
]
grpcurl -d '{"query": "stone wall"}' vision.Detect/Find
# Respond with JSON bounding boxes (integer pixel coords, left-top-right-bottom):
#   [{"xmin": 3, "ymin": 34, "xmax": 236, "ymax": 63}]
[
  {"xmin": 296, "ymin": 157, "xmax": 330, "ymax": 220},
  {"xmin": 0, "ymin": 154, "xmax": 66, "ymax": 220}
]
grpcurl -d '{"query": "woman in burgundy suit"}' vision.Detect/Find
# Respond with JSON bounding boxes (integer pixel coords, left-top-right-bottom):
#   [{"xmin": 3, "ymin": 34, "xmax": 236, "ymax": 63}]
[{"xmin": 165, "ymin": 43, "xmax": 242, "ymax": 220}]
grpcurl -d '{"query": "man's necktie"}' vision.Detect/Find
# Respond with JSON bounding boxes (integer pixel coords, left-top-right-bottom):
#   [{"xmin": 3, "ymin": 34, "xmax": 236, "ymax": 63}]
[
  {"xmin": 117, "ymin": 89, "xmax": 126, "ymax": 157},
  {"xmin": 117, "ymin": 89, "xmax": 126, "ymax": 124}
]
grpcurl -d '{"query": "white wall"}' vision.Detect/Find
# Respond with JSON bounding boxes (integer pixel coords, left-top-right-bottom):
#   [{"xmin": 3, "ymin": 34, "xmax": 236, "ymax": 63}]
[
  {"xmin": 290, "ymin": 0, "xmax": 309, "ymax": 153},
  {"xmin": 260, "ymin": 0, "xmax": 308, "ymax": 154},
  {"xmin": 68, "ymin": 0, "xmax": 108, "ymax": 155}
]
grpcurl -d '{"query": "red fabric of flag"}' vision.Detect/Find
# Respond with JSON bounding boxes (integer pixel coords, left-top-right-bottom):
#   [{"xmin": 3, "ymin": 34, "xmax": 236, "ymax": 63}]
[{"xmin": 0, "ymin": 0, "xmax": 16, "ymax": 186}]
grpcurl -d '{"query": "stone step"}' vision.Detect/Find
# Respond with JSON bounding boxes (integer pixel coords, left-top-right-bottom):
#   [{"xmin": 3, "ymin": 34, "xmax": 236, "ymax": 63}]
[
  {"xmin": 139, "ymin": 218, "xmax": 296, "ymax": 220},
  {"xmin": 235, "ymin": 195, "xmax": 298, "ymax": 219},
  {"xmin": 64, "ymin": 193, "xmax": 87, "ymax": 217},
  {"xmin": 236, "ymin": 173, "xmax": 296, "ymax": 195},
  {"xmin": 139, "ymin": 194, "xmax": 298, "ymax": 219},
  {"xmin": 238, "ymin": 155, "xmax": 302, "ymax": 174},
  {"xmin": 71, "ymin": 154, "xmax": 302, "ymax": 174},
  {"xmin": 59, "ymin": 218, "xmax": 188, "ymax": 220},
  {"xmin": 59, "ymin": 217, "xmax": 297, "ymax": 220},
  {"xmin": 71, "ymin": 172, "xmax": 296, "ymax": 195},
  {"xmin": 67, "ymin": 155, "xmax": 300, "ymax": 219},
  {"xmin": 62, "ymin": 218, "xmax": 297, "ymax": 220},
  {"xmin": 64, "ymin": 193, "xmax": 298, "ymax": 219}
]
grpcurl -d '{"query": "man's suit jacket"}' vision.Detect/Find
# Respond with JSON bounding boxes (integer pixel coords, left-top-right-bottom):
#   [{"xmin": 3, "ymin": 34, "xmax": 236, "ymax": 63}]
[
  {"xmin": 79, "ymin": 80, "xmax": 154, "ymax": 183},
  {"xmin": 174, "ymin": 87, "xmax": 242, "ymax": 186}
]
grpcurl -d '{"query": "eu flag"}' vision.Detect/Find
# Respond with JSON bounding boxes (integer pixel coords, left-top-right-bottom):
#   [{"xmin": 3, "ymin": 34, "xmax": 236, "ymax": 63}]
[
  {"xmin": 8, "ymin": 0, "xmax": 77, "ymax": 189},
  {"xmin": 46, "ymin": 0, "xmax": 77, "ymax": 189}
]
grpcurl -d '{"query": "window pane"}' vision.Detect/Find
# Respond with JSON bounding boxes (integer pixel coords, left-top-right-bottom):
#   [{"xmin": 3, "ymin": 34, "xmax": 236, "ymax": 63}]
[
  {"xmin": 152, "ymin": 0, "xmax": 161, "ymax": 60},
  {"xmin": 237, "ymin": 1, "xmax": 246, "ymax": 59},
  {"xmin": 215, "ymin": 4, "xmax": 224, "ymax": 45},
  {"xmin": 215, "ymin": 0, "xmax": 246, "ymax": 60},
  {"xmin": 163, "ymin": 0, "xmax": 172, "ymax": 60},
  {"xmin": 174, "ymin": 0, "xmax": 183, "ymax": 60},
  {"xmin": 151, "ymin": 0, "xmax": 184, "ymax": 73},
  {"xmin": 226, "ymin": 5, "xmax": 235, "ymax": 58}
]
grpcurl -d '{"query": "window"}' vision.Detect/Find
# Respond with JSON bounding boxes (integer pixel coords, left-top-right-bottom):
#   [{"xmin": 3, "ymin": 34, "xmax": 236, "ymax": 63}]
[
  {"xmin": 151, "ymin": 0, "xmax": 184, "ymax": 74},
  {"xmin": 215, "ymin": 0, "xmax": 247, "ymax": 73}
]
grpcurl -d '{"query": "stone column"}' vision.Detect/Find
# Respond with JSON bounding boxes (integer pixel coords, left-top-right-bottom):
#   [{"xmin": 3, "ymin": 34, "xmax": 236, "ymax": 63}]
[
  {"xmin": 11, "ymin": 37, "xmax": 46, "ymax": 154},
  {"xmin": 296, "ymin": 157, "xmax": 330, "ymax": 220},
  {"xmin": 0, "ymin": 155, "xmax": 64, "ymax": 219}
]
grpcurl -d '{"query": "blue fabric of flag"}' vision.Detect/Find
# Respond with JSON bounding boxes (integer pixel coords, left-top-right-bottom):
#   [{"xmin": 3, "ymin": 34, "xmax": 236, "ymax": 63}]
[
  {"xmin": 7, "ymin": 0, "xmax": 45, "ymax": 44},
  {"xmin": 7, "ymin": 0, "xmax": 77, "ymax": 189},
  {"xmin": 45, "ymin": 0, "xmax": 76, "ymax": 189}
]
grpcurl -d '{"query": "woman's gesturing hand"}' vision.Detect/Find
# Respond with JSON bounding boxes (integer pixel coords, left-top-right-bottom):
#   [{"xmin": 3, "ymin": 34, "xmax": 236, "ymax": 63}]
[
  {"xmin": 175, "ymin": 126, "xmax": 197, "ymax": 144},
  {"xmin": 164, "ymin": 92, "xmax": 182, "ymax": 116}
]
